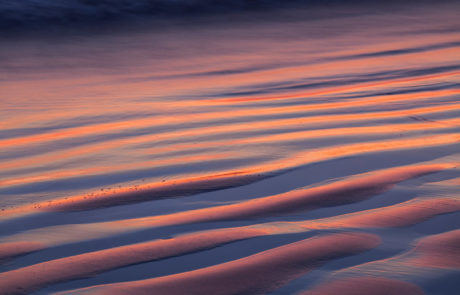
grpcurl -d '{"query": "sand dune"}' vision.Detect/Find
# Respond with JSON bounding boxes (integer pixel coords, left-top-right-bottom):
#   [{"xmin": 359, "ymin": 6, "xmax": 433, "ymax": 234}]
[
  {"xmin": 54, "ymin": 233, "xmax": 380, "ymax": 295},
  {"xmin": 0, "ymin": 191, "xmax": 457, "ymax": 292},
  {"xmin": 300, "ymin": 277, "xmax": 424, "ymax": 295},
  {"xmin": 1, "ymin": 143, "xmax": 457, "ymax": 219},
  {"xmin": 1, "ymin": 162, "xmax": 452, "ymax": 259},
  {"xmin": 405, "ymin": 229, "xmax": 460, "ymax": 269},
  {"xmin": 2, "ymin": 117, "xmax": 460, "ymax": 191},
  {"xmin": 303, "ymin": 230, "xmax": 460, "ymax": 294},
  {"xmin": 0, "ymin": 228, "xmax": 268, "ymax": 294},
  {"xmin": 0, "ymin": 242, "xmax": 44, "ymax": 264}
]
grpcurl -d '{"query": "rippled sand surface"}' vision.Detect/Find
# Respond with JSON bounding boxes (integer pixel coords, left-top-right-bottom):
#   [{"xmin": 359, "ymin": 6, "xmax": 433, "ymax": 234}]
[{"xmin": 1, "ymin": 2, "xmax": 459, "ymax": 294}]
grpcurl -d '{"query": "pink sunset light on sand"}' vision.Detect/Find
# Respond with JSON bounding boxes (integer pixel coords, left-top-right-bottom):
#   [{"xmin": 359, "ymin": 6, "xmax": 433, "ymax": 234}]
[{"xmin": 0, "ymin": 1, "xmax": 459, "ymax": 294}]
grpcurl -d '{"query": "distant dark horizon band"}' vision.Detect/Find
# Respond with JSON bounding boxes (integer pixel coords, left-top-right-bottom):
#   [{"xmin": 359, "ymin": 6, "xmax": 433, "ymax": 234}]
[{"xmin": 1, "ymin": 0, "xmax": 456, "ymax": 35}]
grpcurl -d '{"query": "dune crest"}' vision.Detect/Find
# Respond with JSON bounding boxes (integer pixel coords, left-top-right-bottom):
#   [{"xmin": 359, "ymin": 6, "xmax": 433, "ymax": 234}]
[
  {"xmin": 300, "ymin": 277, "xmax": 424, "ymax": 295},
  {"xmin": 0, "ymin": 196, "xmax": 457, "ymax": 293},
  {"xmin": 0, "ymin": 163, "xmax": 452, "ymax": 260},
  {"xmin": 1, "ymin": 2, "xmax": 459, "ymax": 294},
  {"xmin": 55, "ymin": 232, "xmax": 380, "ymax": 295}
]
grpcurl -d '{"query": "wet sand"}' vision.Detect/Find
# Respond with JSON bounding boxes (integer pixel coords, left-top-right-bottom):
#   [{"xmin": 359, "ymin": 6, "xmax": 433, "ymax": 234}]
[{"xmin": 0, "ymin": 1, "xmax": 459, "ymax": 294}]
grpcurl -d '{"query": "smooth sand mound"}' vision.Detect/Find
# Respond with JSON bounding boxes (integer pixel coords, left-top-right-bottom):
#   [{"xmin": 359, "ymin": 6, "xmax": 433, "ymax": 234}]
[
  {"xmin": 0, "ymin": 241, "xmax": 44, "ymax": 263},
  {"xmin": 0, "ymin": 163, "xmax": 450, "ymax": 258},
  {"xmin": 406, "ymin": 229, "xmax": 460, "ymax": 269},
  {"xmin": 55, "ymin": 232, "xmax": 380, "ymax": 295},
  {"xmin": 1, "ymin": 196, "xmax": 458, "ymax": 293},
  {"xmin": 0, "ymin": 196, "xmax": 458, "ymax": 293},
  {"xmin": 1, "ymin": 136, "xmax": 457, "ymax": 219},
  {"xmin": 301, "ymin": 277, "xmax": 424, "ymax": 295}
]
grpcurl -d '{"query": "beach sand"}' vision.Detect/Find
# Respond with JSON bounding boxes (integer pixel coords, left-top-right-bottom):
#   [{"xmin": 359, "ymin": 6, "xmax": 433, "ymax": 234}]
[{"xmin": 0, "ymin": 1, "xmax": 459, "ymax": 294}]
